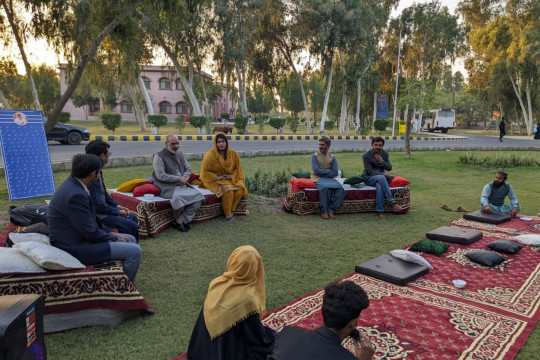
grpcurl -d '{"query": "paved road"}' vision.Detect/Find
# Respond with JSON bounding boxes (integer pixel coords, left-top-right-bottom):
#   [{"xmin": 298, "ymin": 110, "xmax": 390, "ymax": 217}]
[{"xmin": 47, "ymin": 133, "xmax": 540, "ymax": 162}]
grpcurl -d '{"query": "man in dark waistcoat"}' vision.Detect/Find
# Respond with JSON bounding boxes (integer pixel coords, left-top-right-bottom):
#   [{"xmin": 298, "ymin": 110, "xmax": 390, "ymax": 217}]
[{"xmin": 480, "ymin": 171, "xmax": 521, "ymax": 217}]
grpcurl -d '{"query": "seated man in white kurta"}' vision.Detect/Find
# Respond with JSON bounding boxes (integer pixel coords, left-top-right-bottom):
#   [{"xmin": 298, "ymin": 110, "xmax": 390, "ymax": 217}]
[{"xmin": 152, "ymin": 134, "xmax": 205, "ymax": 232}]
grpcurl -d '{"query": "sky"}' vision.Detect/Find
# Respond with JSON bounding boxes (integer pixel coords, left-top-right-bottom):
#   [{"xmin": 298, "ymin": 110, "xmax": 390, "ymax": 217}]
[{"xmin": 7, "ymin": 0, "xmax": 463, "ymax": 74}]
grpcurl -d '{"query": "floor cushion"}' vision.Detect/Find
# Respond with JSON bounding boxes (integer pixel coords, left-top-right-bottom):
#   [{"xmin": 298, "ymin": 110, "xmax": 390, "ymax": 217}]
[
  {"xmin": 426, "ymin": 226, "xmax": 483, "ymax": 245},
  {"xmin": 463, "ymin": 210, "xmax": 511, "ymax": 225},
  {"xmin": 355, "ymin": 254, "xmax": 430, "ymax": 286}
]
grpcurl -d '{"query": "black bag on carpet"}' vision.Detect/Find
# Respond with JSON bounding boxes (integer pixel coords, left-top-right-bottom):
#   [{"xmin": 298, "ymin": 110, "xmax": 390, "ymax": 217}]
[{"xmin": 8, "ymin": 204, "xmax": 49, "ymax": 226}]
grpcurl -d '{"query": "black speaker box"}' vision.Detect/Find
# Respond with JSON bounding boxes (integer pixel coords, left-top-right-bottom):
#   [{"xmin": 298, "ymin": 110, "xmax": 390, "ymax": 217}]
[{"xmin": 0, "ymin": 294, "xmax": 47, "ymax": 360}]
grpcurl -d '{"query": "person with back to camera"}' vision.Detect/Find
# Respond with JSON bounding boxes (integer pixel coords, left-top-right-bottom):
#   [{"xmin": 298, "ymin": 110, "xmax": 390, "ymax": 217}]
[
  {"xmin": 480, "ymin": 170, "xmax": 521, "ymax": 217},
  {"xmin": 269, "ymin": 280, "xmax": 375, "ymax": 360},
  {"xmin": 48, "ymin": 154, "xmax": 142, "ymax": 282},
  {"xmin": 85, "ymin": 140, "xmax": 139, "ymax": 241},
  {"xmin": 199, "ymin": 134, "xmax": 247, "ymax": 221},
  {"xmin": 186, "ymin": 245, "xmax": 275, "ymax": 359},
  {"xmin": 534, "ymin": 122, "xmax": 540, "ymax": 140},
  {"xmin": 362, "ymin": 137, "xmax": 401, "ymax": 219},
  {"xmin": 499, "ymin": 117, "xmax": 506, "ymax": 142}
]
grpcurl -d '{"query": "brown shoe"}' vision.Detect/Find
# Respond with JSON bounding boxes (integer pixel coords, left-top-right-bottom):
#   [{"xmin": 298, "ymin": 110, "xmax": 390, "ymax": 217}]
[
  {"xmin": 455, "ymin": 206, "xmax": 469, "ymax": 212},
  {"xmin": 377, "ymin": 212, "xmax": 386, "ymax": 219},
  {"xmin": 390, "ymin": 202, "xmax": 401, "ymax": 212},
  {"xmin": 440, "ymin": 204, "xmax": 452, "ymax": 211},
  {"xmin": 328, "ymin": 212, "xmax": 336, "ymax": 219},
  {"xmin": 321, "ymin": 213, "xmax": 329, "ymax": 219}
]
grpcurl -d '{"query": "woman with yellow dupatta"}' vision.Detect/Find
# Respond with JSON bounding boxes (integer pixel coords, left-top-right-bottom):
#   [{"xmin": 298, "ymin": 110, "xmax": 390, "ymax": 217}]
[
  {"xmin": 186, "ymin": 245, "xmax": 276, "ymax": 359},
  {"xmin": 200, "ymin": 134, "xmax": 247, "ymax": 221}
]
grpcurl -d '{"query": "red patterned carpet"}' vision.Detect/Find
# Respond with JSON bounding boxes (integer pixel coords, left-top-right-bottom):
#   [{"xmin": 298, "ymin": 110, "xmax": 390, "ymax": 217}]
[{"xmin": 173, "ymin": 217, "xmax": 540, "ymax": 360}]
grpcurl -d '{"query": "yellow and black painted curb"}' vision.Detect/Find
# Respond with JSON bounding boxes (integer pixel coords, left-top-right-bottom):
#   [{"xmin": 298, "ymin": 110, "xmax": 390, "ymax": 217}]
[{"xmin": 90, "ymin": 134, "xmax": 468, "ymax": 142}]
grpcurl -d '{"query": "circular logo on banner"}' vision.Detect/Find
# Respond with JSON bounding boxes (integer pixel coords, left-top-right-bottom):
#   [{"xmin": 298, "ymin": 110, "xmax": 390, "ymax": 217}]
[{"xmin": 13, "ymin": 112, "xmax": 28, "ymax": 126}]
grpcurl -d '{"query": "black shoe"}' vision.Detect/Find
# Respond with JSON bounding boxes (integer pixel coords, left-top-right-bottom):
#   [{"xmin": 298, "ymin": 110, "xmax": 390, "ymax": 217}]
[{"xmin": 178, "ymin": 222, "xmax": 189, "ymax": 232}]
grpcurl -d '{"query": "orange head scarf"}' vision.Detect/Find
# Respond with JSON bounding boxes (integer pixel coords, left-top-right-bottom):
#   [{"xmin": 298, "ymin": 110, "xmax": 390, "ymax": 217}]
[
  {"xmin": 199, "ymin": 135, "xmax": 247, "ymax": 197},
  {"xmin": 203, "ymin": 245, "xmax": 266, "ymax": 339}
]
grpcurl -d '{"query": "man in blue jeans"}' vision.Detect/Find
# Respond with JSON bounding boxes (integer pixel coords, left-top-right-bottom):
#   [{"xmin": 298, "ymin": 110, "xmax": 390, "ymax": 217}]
[
  {"xmin": 362, "ymin": 137, "xmax": 401, "ymax": 219},
  {"xmin": 48, "ymin": 154, "xmax": 142, "ymax": 282}
]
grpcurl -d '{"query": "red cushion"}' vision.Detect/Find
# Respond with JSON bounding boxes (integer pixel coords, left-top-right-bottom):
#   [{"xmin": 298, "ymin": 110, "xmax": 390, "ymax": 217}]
[
  {"xmin": 389, "ymin": 176, "xmax": 411, "ymax": 187},
  {"xmin": 188, "ymin": 173, "xmax": 200, "ymax": 183},
  {"xmin": 132, "ymin": 184, "xmax": 161, "ymax": 197},
  {"xmin": 290, "ymin": 178, "xmax": 317, "ymax": 193}
]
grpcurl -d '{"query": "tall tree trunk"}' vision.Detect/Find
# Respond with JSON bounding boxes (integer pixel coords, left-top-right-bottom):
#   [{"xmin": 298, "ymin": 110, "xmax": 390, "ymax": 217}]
[
  {"xmin": 1, "ymin": 0, "xmax": 40, "ymax": 110},
  {"xmin": 509, "ymin": 74, "xmax": 533, "ymax": 135},
  {"xmin": 372, "ymin": 91, "xmax": 377, "ymax": 133},
  {"xmin": 138, "ymin": 74, "xmax": 154, "ymax": 114},
  {"xmin": 338, "ymin": 50, "xmax": 347, "ymax": 135},
  {"xmin": 277, "ymin": 45, "xmax": 312, "ymax": 133},
  {"xmin": 405, "ymin": 110, "xmax": 411, "ymax": 158},
  {"xmin": 355, "ymin": 78, "xmax": 361, "ymax": 135},
  {"xmin": 157, "ymin": 34, "xmax": 202, "ymax": 117},
  {"xmin": 319, "ymin": 52, "xmax": 334, "ymax": 134},
  {"xmin": 0, "ymin": 88, "xmax": 10, "ymax": 109},
  {"xmin": 125, "ymin": 82, "xmax": 145, "ymax": 131},
  {"xmin": 45, "ymin": 1, "xmax": 141, "ymax": 131}
]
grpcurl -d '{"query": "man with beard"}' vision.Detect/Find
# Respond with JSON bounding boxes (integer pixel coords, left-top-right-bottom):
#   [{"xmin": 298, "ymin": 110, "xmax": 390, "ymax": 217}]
[
  {"xmin": 311, "ymin": 137, "xmax": 345, "ymax": 219},
  {"xmin": 481, "ymin": 171, "xmax": 521, "ymax": 217},
  {"xmin": 152, "ymin": 134, "xmax": 205, "ymax": 232},
  {"xmin": 361, "ymin": 137, "xmax": 401, "ymax": 219}
]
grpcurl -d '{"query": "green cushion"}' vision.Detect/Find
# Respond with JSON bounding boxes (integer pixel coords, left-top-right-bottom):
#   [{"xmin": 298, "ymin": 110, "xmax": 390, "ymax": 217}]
[
  {"xmin": 292, "ymin": 171, "xmax": 311, "ymax": 179},
  {"xmin": 408, "ymin": 239, "xmax": 450, "ymax": 257},
  {"xmin": 344, "ymin": 176, "xmax": 364, "ymax": 185}
]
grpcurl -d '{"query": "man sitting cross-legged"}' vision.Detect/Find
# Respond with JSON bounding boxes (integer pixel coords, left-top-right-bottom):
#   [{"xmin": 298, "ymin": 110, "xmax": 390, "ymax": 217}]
[
  {"xmin": 269, "ymin": 280, "xmax": 375, "ymax": 360},
  {"xmin": 311, "ymin": 137, "xmax": 346, "ymax": 219},
  {"xmin": 481, "ymin": 171, "xmax": 521, "ymax": 217},
  {"xmin": 48, "ymin": 154, "xmax": 142, "ymax": 282},
  {"xmin": 362, "ymin": 136, "xmax": 401, "ymax": 219},
  {"xmin": 85, "ymin": 140, "xmax": 139, "ymax": 241},
  {"xmin": 152, "ymin": 134, "xmax": 205, "ymax": 232}
]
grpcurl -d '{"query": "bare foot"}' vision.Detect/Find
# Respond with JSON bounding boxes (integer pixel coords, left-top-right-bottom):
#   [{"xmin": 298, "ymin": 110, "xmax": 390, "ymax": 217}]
[
  {"xmin": 328, "ymin": 212, "xmax": 336, "ymax": 219},
  {"xmin": 321, "ymin": 213, "xmax": 329, "ymax": 219},
  {"xmin": 377, "ymin": 213, "xmax": 386, "ymax": 219},
  {"xmin": 391, "ymin": 203, "xmax": 401, "ymax": 212}
]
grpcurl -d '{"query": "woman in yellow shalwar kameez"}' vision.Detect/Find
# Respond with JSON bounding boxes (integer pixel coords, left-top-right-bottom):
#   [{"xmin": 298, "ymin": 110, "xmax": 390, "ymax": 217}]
[{"xmin": 200, "ymin": 134, "xmax": 248, "ymax": 221}]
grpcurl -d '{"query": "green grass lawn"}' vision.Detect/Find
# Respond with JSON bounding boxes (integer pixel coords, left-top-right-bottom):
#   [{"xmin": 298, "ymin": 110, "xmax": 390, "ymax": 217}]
[
  {"xmin": 69, "ymin": 119, "xmax": 429, "ymax": 138},
  {"xmin": 1, "ymin": 151, "xmax": 539, "ymax": 359}
]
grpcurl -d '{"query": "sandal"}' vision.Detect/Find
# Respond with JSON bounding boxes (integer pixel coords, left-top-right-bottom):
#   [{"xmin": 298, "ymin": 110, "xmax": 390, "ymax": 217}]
[
  {"xmin": 455, "ymin": 206, "xmax": 469, "ymax": 212},
  {"xmin": 440, "ymin": 204, "xmax": 452, "ymax": 211}
]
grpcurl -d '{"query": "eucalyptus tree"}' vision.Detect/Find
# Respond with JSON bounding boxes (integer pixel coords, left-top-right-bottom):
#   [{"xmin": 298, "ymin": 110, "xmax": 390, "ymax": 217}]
[
  {"xmin": 256, "ymin": 0, "xmax": 313, "ymax": 133},
  {"xmin": 394, "ymin": 1, "xmax": 464, "ymax": 128},
  {"xmin": 460, "ymin": 0, "xmax": 538, "ymax": 135},
  {"xmin": 1, "ymin": 0, "xmax": 41, "ymax": 110}
]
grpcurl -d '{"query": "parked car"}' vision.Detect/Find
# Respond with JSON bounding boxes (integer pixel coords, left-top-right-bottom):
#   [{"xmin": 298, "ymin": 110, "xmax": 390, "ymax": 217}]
[{"xmin": 44, "ymin": 117, "xmax": 90, "ymax": 145}]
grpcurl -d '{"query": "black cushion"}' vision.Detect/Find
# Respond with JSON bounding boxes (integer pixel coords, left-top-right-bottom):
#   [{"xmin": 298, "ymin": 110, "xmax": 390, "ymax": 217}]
[
  {"xmin": 487, "ymin": 240, "xmax": 523, "ymax": 254},
  {"xmin": 463, "ymin": 210, "xmax": 511, "ymax": 225},
  {"xmin": 426, "ymin": 226, "xmax": 483, "ymax": 245},
  {"xmin": 355, "ymin": 254, "xmax": 430, "ymax": 286},
  {"xmin": 465, "ymin": 250, "xmax": 506, "ymax": 267}
]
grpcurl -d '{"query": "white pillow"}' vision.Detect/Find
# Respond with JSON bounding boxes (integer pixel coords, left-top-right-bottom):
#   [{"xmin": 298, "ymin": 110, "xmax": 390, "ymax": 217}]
[
  {"xmin": 8, "ymin": 232, "xmax": 50, "ymax": 245},
  {"xmin": 14, "ymin": 242, "xmax": 85, "ymax": 270},
  {"xmin": 513, "ymin": 234, "xmax": 540, "ymax": 246},
  {"xmin": 390, "ymin": 249, "xmax": 433, "ymax": 270},
  {"xmin": 0, "ymin": 248, "xmax": 46, "ymax": 274}
]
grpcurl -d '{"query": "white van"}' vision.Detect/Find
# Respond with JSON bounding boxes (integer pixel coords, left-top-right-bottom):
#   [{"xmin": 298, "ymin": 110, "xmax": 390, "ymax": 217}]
[{"xmin": 421, "ymin": 109, "xmax": 455, "ymax": 133}]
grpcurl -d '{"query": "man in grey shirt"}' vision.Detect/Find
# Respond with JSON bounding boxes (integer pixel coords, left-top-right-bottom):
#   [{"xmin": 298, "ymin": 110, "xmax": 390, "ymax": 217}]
[
  {"xmin": 152, "ymin": 134, "xmax": 205, "ymax": 232},
  {"xmin": 362, "ymin": 137, "xmax": 401, "ymax": 219}
]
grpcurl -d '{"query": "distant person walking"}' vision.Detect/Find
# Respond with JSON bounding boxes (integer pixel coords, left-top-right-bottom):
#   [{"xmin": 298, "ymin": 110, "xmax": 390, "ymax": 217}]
[
  {"xmin": 499, "ymin": 117, "xmax": 506, "ymax": 142},
  {"xmin": 534, "ymin": 123, "xmax": 540, "ymax": 140}
]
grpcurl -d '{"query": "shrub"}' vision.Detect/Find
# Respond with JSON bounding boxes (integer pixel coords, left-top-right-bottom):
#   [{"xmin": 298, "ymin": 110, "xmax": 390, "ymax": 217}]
[
  {"xmin": 234, "ymin": 115, "xmax": 248, "ymax": 134},
  {"xmin": 244, "ymin": 169, "xmax": 290, "ymax": 198},
  {"xmin": 254, "ymin": 114, "xmax": 268, "ymax": 134},
  {"xmin": 268, "ymin": 116, "xmax": 286, "ymax": 134},
  {"xmin": 101, "ymin": 113, "xmax": 122, "ymax": 134},
  {"xmin": 174, "ymin": 116, "xmax": 186, "ymax": 134},
  {"xmin": 59, "ymin": 111, "xmax": 71, "ymax": 123},
  {"xmin": 323, "ymin": 121, "xmax": 335, "ymax": 131},
  {"xmin": 220, "ymin": 112, "xmax": 230, "ymax": 121},
  {"xmin": 147, "ymin": 115, "xmax": 168, "ymax": 134},
  {"xmin": 374, "ymin": 119, "xmax": 389, "ymax": 135},
  {"xmin": 288, "ymin": 116, "xmax": 299, "ymax": 134},
  {"xmin": 189, "ymin": 116, "xmax": 207, "ymax": 134}
]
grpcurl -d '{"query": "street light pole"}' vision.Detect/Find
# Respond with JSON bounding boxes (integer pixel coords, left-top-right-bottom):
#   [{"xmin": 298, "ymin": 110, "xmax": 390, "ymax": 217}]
[{"xmin": 391, "ymin": 26, "xmax": 404, "ymax": 137}]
